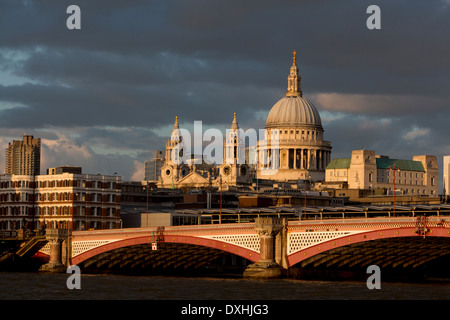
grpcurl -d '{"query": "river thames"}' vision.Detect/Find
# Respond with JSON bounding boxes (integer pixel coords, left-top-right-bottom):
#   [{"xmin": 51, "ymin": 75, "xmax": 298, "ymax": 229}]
[
  {"xmin": 1, "ymin": 272, "xmax": 448, "ymax": 319},
  {"xmin": 1, "ymin": 272, "xmax": 450, "ymax": 300}
]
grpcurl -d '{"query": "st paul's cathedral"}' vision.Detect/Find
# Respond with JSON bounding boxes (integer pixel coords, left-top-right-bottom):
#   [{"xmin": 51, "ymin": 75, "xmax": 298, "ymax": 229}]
[{"xmin": 157, "ymin": 52, "xmax": 332, "ymax": 190}]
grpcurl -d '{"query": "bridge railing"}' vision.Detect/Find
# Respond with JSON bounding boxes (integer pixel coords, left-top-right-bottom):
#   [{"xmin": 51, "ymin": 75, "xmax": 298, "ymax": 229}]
[
  {"xmin": 297, "ymin": 206, "xmax": 450, "ymax": 221},
  {"xmin": 287, "ymin": 215, "xmax": 450, "ymax": 229},
  {"xmin": 71, "ymin": 221, "xmax": 257, "ymax": 239}
]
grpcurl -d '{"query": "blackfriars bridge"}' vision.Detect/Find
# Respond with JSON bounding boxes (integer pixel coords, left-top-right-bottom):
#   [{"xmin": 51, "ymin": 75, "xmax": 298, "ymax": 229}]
[{"xmin": 37, "ymin": 214, "xmax": 450, "ymax": 278}]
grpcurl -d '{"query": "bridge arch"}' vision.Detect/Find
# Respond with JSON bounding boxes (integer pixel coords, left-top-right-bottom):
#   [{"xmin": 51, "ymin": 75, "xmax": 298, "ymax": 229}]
[
  {"xmin": 288, "ymin": 226, "xmax": 450, "ymax": 270},
  {"xmin": 71, "ymin": 234, "xmax": 259, "ymax": 271}
]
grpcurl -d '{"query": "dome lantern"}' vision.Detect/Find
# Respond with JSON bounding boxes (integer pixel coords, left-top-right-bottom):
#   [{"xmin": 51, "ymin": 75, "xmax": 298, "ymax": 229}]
[
  {"xmin": 266, "ymin": 51, "xmax": 321, "ymax": 129},
  {"xmin": 286, "ymin": 50, "xmax": 302, "ymax": 97}
]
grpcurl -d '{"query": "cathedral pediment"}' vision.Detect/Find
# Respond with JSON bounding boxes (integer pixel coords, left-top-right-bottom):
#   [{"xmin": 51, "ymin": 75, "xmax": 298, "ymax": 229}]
[{"xmin": 177, "ymin": 171, "xmax": 209, "ymax": 187}]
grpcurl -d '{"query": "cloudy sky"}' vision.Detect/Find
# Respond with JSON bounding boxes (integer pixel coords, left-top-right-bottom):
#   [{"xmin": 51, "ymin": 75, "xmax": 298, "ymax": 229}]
[{"xmin": 0, "ymin": 0, "xmax": 449, "ymax": 186}]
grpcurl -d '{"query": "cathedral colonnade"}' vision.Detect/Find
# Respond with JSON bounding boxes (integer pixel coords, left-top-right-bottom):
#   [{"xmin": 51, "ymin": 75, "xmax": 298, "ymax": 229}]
[{"xmin": 258, "ymin": 147, "xmax": 331, "ymax": 171}]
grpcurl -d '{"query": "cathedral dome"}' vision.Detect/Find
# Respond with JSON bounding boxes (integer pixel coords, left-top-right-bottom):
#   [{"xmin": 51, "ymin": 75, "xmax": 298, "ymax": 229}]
[
  {"xmin": 265, "ymin": 50, "xmax": 322, "ymax": 129},
  {"xmin": 265, "ymin": 96, "xmax": 321, "ymax": 128}
]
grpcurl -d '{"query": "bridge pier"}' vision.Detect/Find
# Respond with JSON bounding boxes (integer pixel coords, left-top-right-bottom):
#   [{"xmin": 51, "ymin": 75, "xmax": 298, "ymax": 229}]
[
  {"xmin": 40, "ymin": 229, "xmax": 70, "ymax": 273},
  {"xmin": 243, "ymin": 217, "xmax": 287, "ymax": 279}
]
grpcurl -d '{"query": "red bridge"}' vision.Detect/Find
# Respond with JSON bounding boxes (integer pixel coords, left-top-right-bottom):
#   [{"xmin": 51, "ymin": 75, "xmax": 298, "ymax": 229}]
[{"xmin": 40, "ymin": 215, "xmax": 450, "ymax": 278}]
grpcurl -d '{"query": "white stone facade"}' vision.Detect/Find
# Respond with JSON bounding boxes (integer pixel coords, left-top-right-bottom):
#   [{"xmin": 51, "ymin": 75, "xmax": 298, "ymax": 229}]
[{"xmin": 325, "ymin": 149, "xmax": 439, "ymax": 196}]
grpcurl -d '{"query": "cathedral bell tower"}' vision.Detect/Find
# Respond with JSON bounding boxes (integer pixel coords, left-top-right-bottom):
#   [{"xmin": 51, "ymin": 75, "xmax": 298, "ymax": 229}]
[
  {"xmin": 160, "ymin": 116, "xmax": 186, "ymax": 187},
  {"xmin": 220, "ymin": 113, "xmax": 249, "ymax": 185},
  {"xmin": 165, "ymin": 116, "xmax": 183, "ymax": 164}
]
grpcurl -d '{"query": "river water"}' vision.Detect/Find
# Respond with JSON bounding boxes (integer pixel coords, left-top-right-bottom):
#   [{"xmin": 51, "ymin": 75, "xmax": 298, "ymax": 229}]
[
  {"xmin": 1, "ymin": 272, "xmax": 448, "ymax": 319},
  {"xmin": 1, "ymin": 272, "xmax": 450, "ymax": 300}
]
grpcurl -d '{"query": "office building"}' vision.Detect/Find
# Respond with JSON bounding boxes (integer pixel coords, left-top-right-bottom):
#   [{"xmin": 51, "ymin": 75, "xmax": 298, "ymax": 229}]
[
  {"xmin": 145, "ymin": 150, "xmax": 165, "ymax": 182},
  {"xmin": 324, "ymin": 149, "xmax": 439, "ymax": 196}
]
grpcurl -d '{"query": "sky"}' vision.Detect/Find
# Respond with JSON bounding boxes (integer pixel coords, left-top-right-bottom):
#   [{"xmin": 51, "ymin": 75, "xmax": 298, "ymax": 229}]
[{"xmin": 0, "ymin": 0, "xmax": 449, "ymax": 186}]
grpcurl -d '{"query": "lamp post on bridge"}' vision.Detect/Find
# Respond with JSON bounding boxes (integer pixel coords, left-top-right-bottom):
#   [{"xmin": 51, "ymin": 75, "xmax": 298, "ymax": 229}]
[
  {"xmin": 300, "ymin": 172, "xmax": 311, "ymax": 219},
  {"xmin": 143, "ymin": 181, "xmax": 150, "ymax": 227},
  {"xmin": 390, "ymin": 164, "xmax": 400, "ymax": 217},
  {"xmin": 219, "ymin": 174, "xmax": 222, "ymax": 224},
  {"xmin": 444, "ymin": 174, "xmax": 447, "ymax": 204}
]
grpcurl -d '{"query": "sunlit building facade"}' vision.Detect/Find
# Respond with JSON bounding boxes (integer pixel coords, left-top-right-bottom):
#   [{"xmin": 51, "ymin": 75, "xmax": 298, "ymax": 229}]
[
  {"xmin": 0, "ymin": 172, "xmax": 121, "ymax": 232},
  {"xmin": 325, "ymin": 149, "xmax": 439, "ymax": 196},
  {"xmin": 444, "ymin": 155, "xmax": 450, "ymax": 198},
  {"xmin": 5, "ymin": 135, "xmax": 41, "ymax": 176}
]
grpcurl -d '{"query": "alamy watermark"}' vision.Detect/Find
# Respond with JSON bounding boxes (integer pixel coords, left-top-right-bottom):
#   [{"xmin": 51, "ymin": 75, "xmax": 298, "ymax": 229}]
[
  {"xmin": 66, "ymin": 265, "xmax": 81, "ymax": 290},
  {"xmin": 67, "ymin": 5, "xmax": 381, "ymax": 31},
  {"xmin": 366, "ymin": 265, "xmax": 381, "ymax": 289},
  {"xmin": 170, "ymin": 121, "xmax": 280, "ymax": 175},
  {"xmin": 66, "ymin": 5, "xmax": 81, "ymax": 30},
  {"xmin": 366, "ymin": 5, "xmax": 381, "ymax": 30}
]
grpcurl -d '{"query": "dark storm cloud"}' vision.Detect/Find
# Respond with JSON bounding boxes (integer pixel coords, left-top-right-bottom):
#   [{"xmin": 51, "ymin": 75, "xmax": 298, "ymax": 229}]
[
  {"xmin": 310, "ymin": 93, "xmax": 450, "ymax": 118},
  {"xmin": 0, "ymin": 0, "xmax": 449, "ymax": 179},
  {"xmin": 75, "ymin": 126, "xmax": 165, "ymax": 153}
]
